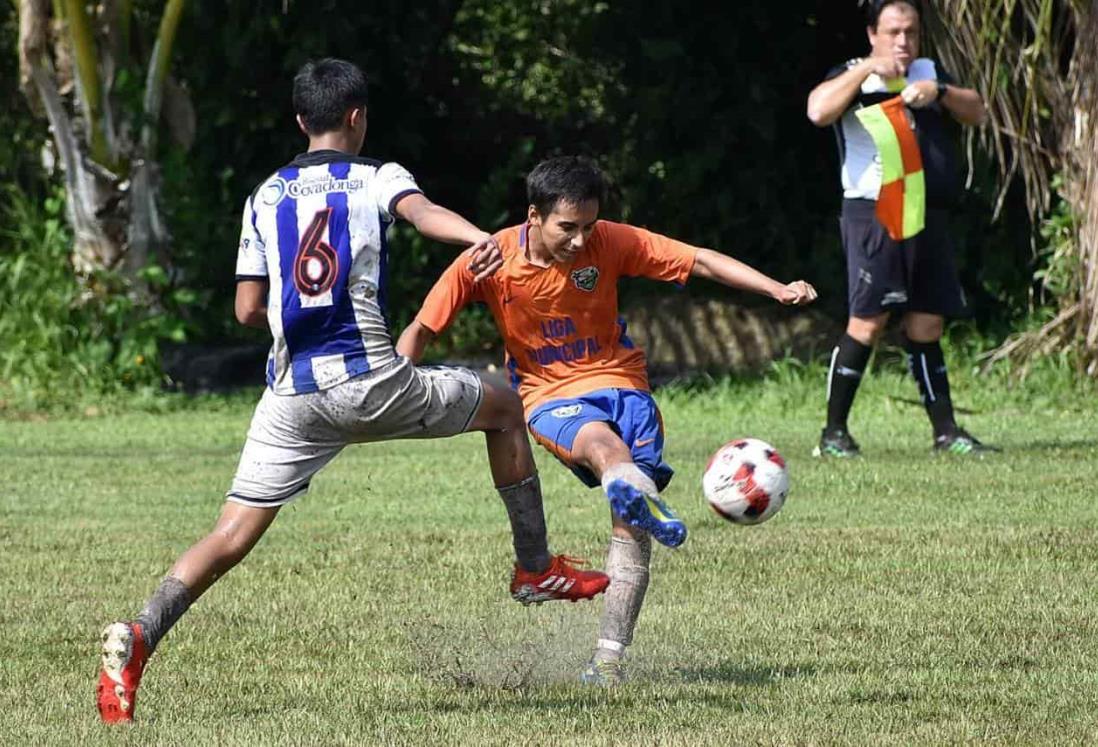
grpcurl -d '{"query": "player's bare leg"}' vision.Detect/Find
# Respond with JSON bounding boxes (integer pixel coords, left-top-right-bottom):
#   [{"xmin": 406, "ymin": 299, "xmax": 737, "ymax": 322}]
[
  {"xmin": 97, "ymin": 503, "xmax": 279, "ymax": 722},
  {"xmin": 469, "ymin": 380, "xmax": 610, "ymax": 604},
  {"xmin": 166, "ymin": 502, "xmax": 281, "ymax": 597}
]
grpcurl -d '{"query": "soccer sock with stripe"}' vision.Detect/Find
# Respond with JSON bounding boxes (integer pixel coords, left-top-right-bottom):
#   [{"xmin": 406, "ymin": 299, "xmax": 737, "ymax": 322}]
[
  {"xmin": 826, "ymin": 334, "xmax": 873, "ymax": 431},
  {"xmin": 135, "ymin": 576, "xmax": 193, "ymax": 654},
  {"xmin": 497, "ymin": 474, "xmax": 551, "ymax": 573},
  {"xmin": 904, "ymin": 338, "xmax": 957, "ymax": 438},
  {"xmin": 595, "ymin": 533, "xmax": 652, "ymax": 661}
]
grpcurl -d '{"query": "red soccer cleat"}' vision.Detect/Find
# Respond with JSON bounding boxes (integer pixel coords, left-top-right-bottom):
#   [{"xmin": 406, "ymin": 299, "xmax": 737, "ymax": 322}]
[
  {"xmin": 96, "ymin": 622, "xmax": 149, "ymax": 723},
  {"xmin": 510, "ymin": 554, "xmax": 611, "ymax": 605}
]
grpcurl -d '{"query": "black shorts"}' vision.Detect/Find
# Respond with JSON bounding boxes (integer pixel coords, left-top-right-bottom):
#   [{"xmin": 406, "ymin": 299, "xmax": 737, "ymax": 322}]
[{"xmin": 840, "ymin": 199, "xmax": 968, "ymax": 319}]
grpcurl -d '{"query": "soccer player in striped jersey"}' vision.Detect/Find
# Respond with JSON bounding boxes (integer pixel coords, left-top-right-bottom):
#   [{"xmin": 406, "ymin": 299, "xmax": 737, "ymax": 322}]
[
  {"xmin": 96, "ymin": 60, "xmax": 608, "ymax": 723},
  {"xmin": 397, "ymin": 156, "xmax": 817, "ymax": 685}
]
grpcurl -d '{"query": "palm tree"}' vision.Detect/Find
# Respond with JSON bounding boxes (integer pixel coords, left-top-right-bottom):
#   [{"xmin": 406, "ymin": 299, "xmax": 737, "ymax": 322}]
[
  {"xmin": 923, "ymin": 0, "xmax": 1098, "ymax": 374},
  {"xmin": 17, "ymin": 0, "xmax": 188, "ymax": 289}
]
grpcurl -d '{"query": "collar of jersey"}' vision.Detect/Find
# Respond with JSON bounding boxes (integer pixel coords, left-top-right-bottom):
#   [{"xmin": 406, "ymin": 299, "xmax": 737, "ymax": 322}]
[{"xmin": 289, "ymin": 149, "xmax": 381, "ymax": 168}]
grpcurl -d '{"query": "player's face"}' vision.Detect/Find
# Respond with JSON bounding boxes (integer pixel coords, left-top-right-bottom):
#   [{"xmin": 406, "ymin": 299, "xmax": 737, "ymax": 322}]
[
  {"xmin": 530, "ymin": 199, "xmax": 599, "ymax": 263},
  {"xmin": 869, "ymin": 4, "xmax": 920, "ymax": 69}
]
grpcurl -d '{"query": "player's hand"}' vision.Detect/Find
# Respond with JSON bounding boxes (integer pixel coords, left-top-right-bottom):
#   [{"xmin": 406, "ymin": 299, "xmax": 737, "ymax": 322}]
[
  {"xmin": 901, "ymin": 80, "xmax": 938, "ymax": 109},
  {"xmin": 775, "ymin": 280, "xmax": 817, "ymax": 306},
  {"xmin": 865, "ymin": 55, "xmax": 905, "ymax": 80},
  {"xmin": 467, "ymin": 234, "xmax": 503, "ymax": 283}
]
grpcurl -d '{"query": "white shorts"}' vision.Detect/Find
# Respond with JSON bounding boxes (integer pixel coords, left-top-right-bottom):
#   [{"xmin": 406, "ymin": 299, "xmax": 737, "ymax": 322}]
[{"xmin": 227, "ymin": 357, "xmax": 483, "ymax": 507}]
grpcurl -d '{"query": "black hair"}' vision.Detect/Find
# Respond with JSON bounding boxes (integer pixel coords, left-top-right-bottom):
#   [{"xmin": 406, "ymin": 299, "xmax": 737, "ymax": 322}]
[
  {"xmin": 526, "ymin": 156, "xmax": 606, "ymax": 216},
  {"xmin": 867, "ymin": 0, "xmax": 920, "ymax": 30},
  {"xmin": 292, "ymin": 58, "xmax": 369, "ymax": 135}
]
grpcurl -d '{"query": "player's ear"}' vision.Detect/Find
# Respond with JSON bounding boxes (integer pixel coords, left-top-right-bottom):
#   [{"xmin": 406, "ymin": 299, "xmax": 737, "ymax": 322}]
[
  {"xmin": 527, "ymin": 204, "xmax": 541, "ymax": 226},
  {"xmin": 295, "ymin": 114, "xmax": 309, "ymax": 136},
  {"xmin": 349, "ymin": 106, "xmax": 367, "ymax": 131}
]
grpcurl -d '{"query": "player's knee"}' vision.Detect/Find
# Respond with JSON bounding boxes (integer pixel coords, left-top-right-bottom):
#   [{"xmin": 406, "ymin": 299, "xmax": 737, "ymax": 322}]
[
  {"xmin": 211, "ymin": 526, "xmax": 258, "ymax": 568},
  {"xmin": 577, "ymin": 431, "xmax": 631, "ymax": 475},
  {"xmin": 847, "ymin": 315, "xmax": 887, "ymax": 344},
  {"xmin": 476, "ymin": 383, "xmax": 525, "ymax": 430},
  {"xmin": 904, "ymin": 315, "xmax": 944, "ymax": 342}
]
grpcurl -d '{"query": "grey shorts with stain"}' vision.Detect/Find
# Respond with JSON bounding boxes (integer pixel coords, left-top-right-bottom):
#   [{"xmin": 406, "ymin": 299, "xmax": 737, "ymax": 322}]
[{"xmin": 227, "ymin": 357, "xmax": 483, "ymax": 507}]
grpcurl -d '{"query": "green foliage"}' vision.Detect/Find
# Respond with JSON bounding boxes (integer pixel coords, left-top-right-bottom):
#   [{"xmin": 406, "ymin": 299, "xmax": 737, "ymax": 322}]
[
  {"xmin": 151, "ymin": 0, "xmax": 1048, "ymax": 348},
  {"xmin": 0, "ymin": 187, "xmax": 196, "ymax": 411},
  {"xmin": 1, "ymin": 0, "xmax": 1076, "ymax": 407},
  {"xmin": 449, "ymin": 0, "xmax": 619, "ymax": 121},
  {"xmin": 1033, "ymin": 182, "xmax": 1079, "ymax": 303}
]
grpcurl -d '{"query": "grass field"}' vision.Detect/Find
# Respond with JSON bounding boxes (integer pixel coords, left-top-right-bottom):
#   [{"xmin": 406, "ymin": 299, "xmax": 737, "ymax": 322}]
[{"xmin": 2, "ymin": 361, "xmax": 1097, "ymax": 745}]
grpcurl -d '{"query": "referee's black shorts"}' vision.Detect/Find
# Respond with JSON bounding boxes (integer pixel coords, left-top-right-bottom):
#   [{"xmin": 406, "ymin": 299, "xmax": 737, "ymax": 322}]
[{"xmin": 840, "ymin": 198, "xmax": 968, "ymax": 319}]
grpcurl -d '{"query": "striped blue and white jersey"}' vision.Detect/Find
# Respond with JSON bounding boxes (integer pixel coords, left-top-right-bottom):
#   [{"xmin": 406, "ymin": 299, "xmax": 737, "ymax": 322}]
[{"xmin": 235, "ymin": 150, "xmax": 421, "ymax": 395}]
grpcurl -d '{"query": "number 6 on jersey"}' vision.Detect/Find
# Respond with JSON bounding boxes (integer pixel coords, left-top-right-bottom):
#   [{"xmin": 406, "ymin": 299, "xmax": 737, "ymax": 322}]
[{"xmin": 294, "ymin": 207, "xmax": 339, "ymax": 297}]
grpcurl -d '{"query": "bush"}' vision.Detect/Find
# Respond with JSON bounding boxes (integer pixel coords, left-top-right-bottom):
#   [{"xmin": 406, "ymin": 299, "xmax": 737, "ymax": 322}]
[{"xmin": 0, "ymin": 187, "xmax": 187, "ymax": 411}]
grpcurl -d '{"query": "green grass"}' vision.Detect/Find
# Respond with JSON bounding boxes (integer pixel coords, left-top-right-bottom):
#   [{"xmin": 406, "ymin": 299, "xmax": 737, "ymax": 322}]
[{"xmin": 2, "ymin": 362, "xmax": 1097, "ymax": 745}]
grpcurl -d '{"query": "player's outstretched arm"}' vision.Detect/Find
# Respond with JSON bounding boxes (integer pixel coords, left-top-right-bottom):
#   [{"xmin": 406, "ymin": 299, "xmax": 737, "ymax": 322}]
[
  {"xmin": 394, "ymin": 193, "xmax": 502, "ymax": 281},
  {"xmin": 395, "ymin": 321, "xmax": 437, "ymax": 364},
  {"xmin": 235, "ymin": 280, "xmax": 269, "ymax": 329},
  {"xmin": 691, "ymin": 249, "xmax": 817, "ymax": 306}
]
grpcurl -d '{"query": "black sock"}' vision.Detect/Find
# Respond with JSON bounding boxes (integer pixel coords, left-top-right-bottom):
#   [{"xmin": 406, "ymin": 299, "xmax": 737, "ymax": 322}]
[
  {"xmin": 904, "ymin": 338, "xmax": 957, "ymax": 437},
  {"xmin": 135, "ymin": 576, "xmax": 193, "ymax": 654},
  {"xmin": 826, "ymin": 334, "xmax": 872, "ymax": 431},
  {"xmin": 497, "ymin": 474, "xmax": 551, "ymax": 573}
]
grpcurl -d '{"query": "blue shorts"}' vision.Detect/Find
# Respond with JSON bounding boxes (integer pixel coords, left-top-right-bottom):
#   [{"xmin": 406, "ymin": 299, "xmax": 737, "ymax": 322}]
[{"xmin": 527, "ymin": 388, "xmax": 674, "ymax": 490}]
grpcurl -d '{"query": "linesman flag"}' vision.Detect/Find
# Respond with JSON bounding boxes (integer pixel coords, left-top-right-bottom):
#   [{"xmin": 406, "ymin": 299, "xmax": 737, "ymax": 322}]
[{"xmin": 855, "ymin": 96, "xmax": 926, "ymax": 240}]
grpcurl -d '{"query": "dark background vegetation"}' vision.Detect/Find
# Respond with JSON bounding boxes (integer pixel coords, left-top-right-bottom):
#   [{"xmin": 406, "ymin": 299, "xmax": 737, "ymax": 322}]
[{"xmin": 0, "ymin": 1, "xmax": 1039, "ymax": 402}]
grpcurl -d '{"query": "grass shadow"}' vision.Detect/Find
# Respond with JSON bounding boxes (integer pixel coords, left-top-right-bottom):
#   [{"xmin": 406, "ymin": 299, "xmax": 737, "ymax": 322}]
[
  {"xmin": 388, "ymin": 688, "xmax": 754, "ymax": 715},
  {"xmin": 669, "ymin": 661, "xmax": 817, "ymax": 686},
  {"xmin": 1004, "ymin": 438, "xmax": 1098, "ymax": 452},
  {"xmin": 886, "ymin": 395, "xmax": 979, "ymax": 415}
]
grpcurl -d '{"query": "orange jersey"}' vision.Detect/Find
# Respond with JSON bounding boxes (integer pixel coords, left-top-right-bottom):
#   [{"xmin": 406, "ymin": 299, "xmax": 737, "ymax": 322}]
[{"xmin": 415, "ymin": 220, "xmax": 699, "ymax": 413}]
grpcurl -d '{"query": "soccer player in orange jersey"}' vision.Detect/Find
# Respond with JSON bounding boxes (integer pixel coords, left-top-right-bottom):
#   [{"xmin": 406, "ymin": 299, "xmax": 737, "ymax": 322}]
[{"xmin": 397, "ymin": 156, "xmax": 816, "ymax": 685}]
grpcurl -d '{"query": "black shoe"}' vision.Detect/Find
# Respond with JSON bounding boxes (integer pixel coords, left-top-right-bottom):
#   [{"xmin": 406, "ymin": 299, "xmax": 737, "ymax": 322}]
[
  {"xmin": 813, "ymin": 427, "xmax": 861, "ymax": 458},
  {"xmin": 933, "ymin": 428, "xmax": 999, "ymax": 455}
]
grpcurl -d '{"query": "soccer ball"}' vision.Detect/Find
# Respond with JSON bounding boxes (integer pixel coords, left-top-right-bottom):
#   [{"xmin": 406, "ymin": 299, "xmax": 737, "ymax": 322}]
[{"xmin": 702, "ymin": 438, "xmax": 789, "ymax": 525}]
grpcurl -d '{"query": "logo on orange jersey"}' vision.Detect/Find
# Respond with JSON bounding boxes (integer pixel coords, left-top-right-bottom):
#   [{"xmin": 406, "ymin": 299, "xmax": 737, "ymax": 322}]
[{"xmin": 570, "ymin": 266, "xmax": 599, "ymax": 292}]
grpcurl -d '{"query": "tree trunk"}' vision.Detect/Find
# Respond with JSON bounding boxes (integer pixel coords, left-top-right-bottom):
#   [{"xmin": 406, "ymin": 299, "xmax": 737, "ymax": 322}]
[
  {"xmin": 126, "ymin": 0, "xmax": 186, "ymax": 278},
  {"xmin": 20, "ymin": 0, "xmax": 122, "ymax": 275},
  {"xmin": 1070, "ymin": 3, "xmax": 1098, "ymax": 372},
  {"xmin": 19, "ymin": 0, "xmax": 189, "ymax": 287}
]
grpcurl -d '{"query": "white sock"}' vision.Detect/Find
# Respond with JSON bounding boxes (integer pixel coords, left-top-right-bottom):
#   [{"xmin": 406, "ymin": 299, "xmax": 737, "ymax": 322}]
[
  {"xmin": 601, "ymin": 462, "xmax": 658, "ymax": 497},
  {"xmin": 596, "ymin": 534, "xmax": 651, "ymax": 654},
  {"xmin": 594, "ymin": 638, "xmax": 627, "ymax": 663}
]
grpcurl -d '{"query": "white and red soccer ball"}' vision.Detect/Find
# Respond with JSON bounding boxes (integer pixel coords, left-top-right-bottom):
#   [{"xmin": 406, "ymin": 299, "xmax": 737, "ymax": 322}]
[{"xmin": 702, "ymin": 438, "xmax": 789, "ymax": 525}]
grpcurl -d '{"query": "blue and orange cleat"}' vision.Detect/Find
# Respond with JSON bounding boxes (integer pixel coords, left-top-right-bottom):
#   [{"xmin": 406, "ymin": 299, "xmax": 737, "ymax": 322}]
[
  {"xmin": 605, "ymin": 479, "xmax": 687, "ymax": 548},
  {"xmin": 96, "ymin": 621, "xmax": 149, "ymax": 723},
  {"xmin": 510, "ymin": 554, "xmax": 610, "ymax": 606}
]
